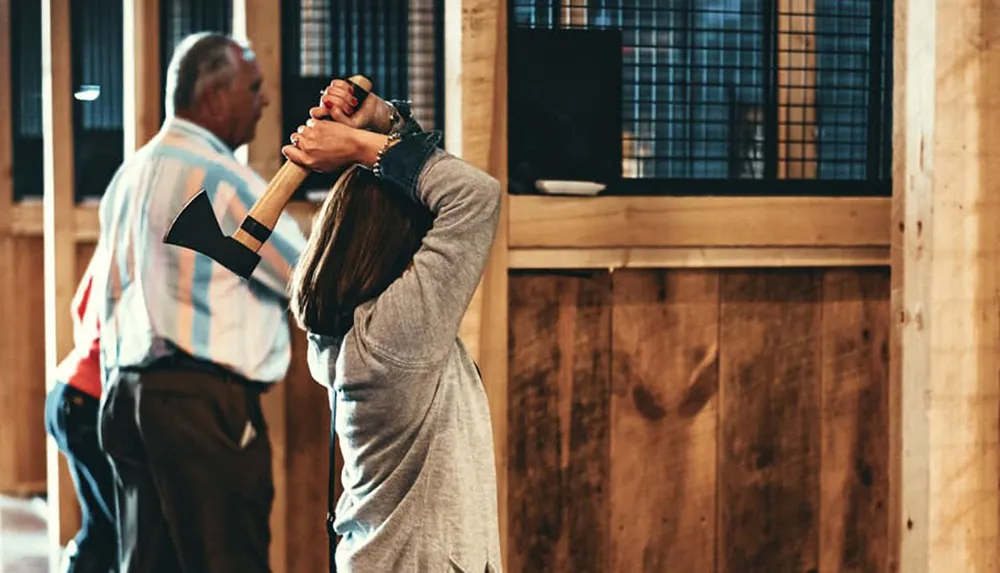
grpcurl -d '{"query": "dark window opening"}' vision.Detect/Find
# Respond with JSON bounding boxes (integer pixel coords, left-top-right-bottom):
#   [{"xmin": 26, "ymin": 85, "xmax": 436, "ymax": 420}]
[
  {"xmin": 508, "ymin": 0, "xmax": 893, "ymax": 197},
  {"xmin": 71, "ymin": 0, "xmax": 125, "ymax": 200},
  {"xmin": 159, "ymin": 0, "xmax": 233, "ymax": 123},
  {"xmin": 11, "ymin": 0, "xmax": 44, "ymax": 200},
  {"xmin": 280, "ymin": 0, "xmax": 446, "ymax": 199}
]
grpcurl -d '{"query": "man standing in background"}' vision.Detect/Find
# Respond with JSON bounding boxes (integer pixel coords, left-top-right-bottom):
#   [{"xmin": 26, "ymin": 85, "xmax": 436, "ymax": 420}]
[{"xmin": 95, "ymin": 32, "xmax": 306, "ymax": 573}]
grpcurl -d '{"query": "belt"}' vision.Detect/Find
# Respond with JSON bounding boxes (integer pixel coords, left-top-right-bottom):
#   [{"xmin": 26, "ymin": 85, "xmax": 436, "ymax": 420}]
[{"xmin": 131, "ymin": 351, "xmax": 270, "ymax": 393}]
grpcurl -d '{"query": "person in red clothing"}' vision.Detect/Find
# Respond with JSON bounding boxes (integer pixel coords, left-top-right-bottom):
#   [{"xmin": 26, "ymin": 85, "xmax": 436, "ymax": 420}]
[{"xmin": 44, "ymin": 249, "xmax": 117, "ymax": 573}]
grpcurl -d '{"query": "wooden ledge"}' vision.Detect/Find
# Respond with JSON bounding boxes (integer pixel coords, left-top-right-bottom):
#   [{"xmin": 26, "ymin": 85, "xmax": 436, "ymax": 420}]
[
  {"xmin": 14, "ymin": 196, "xmax": 892, "ymax": 268},
  {"xmin": 508, "ymin": 195, "xmax": 891, "ymax": 248},
  {"xmin": 508, "ymin": 246, "xmax": 889, "ymax": 269}
]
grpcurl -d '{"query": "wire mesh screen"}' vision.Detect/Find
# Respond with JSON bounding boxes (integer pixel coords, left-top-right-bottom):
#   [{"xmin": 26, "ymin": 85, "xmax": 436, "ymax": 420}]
[
  {"xmin": 510, "ymin": 0, "xmax": 893, "ymax": 195},
  {"xmin": 283, "ymin": 0, "xmax": 444, "ymax": 131},
  {"xmin": 11, "ymin": 0, "xmax": 44, "ymax": 199},
  {"xmin": 160, "ymin": 0, "xmax": 233, "ymax": 119},
  {"xmin": 281, "ymin": 0, "xmax": 445, "ymax": 197},
  {"xmin": 71, "ymin": 0, "xmax": 124, "ymax": 199}
]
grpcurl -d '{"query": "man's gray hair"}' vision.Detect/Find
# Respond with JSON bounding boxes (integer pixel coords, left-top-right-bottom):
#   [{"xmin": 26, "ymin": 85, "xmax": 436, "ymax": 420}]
[{"xmin": 164, "ymin": 32, "xmax": 255, "ymax": 116}]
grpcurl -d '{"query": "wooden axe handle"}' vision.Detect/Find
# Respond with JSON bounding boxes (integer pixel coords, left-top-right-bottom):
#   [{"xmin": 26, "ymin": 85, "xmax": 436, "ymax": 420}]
[{"xmin": 231, "ymin": 74, "xmax": 373, "ymax": 253}]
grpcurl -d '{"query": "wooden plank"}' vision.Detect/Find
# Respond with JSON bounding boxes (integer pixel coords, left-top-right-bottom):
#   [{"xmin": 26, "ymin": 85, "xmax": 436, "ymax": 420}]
[
  {"xmin": 41, "ymin": 0, "xmax": 80, "ymax": 558},
  {"xmin": 820, "ymin": 269, "xmax": 890, "ymax": 572},
  {"xmin": 233, "ymin": 0, "xmax": 282, "ymax": 179},
  {"xmin": 0, "ymin": 0, "xmax": 11, "ymax": 232},
  {"xmin": 889, "ymin": 0, "xmax": 930, "ymax": 571},
  {"xmin": 0, "ymin": 238, "xmax": 49, "ymax": 494},
  {"xmin": 0, "ymin": 0, "xmax": 19, "ymax": 493},
  {"xmin": 509, "ymin": 247, "xmax": 890, "ymax": 270},
  {"xmin": 718, "ymin": 270, "xmax": 822, "ymax": 572},
  {"xmin": 123, "ymin": 0, "xmax": 160, "ymax": 155},
  {"xmin": 281, "ymin": 326, "xmax": 331, "ymax": 573},
  {"xmin": 232, "ymin": 3, "xmax": 290, "ymax": 570},
  {"xmin": 445, "ymin": 0, "xmax": 511, "ymax": 565},
  {"xmin": 21, "ymin": 203, "xmax": 892, "ymax": 270},
  {"xmin": 891, "ymin": 0, "xmax": 1000, "ymax": 570},
  {"xmin": 610, "ymin": 270, "xmax": 718, "ymax": 572},
  {"xmin": 507, "ymin": 272, "xmax": 611, "ymax": 573},
  {"xmin": 777, "ymin": 0, "xmax": 818, "ymax": 179},
  {"xmin": 509, "ymin": 196, "xmax": 891, "ymax": 249}
]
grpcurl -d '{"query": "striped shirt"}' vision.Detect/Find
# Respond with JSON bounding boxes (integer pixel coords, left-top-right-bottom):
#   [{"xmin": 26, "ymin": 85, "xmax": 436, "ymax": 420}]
[{"xmin": 97, "ymin": 117, "xmax": 308, "ymax": 384}]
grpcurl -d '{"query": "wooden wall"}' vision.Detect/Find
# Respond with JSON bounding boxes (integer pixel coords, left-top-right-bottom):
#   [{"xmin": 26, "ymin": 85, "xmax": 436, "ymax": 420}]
[
  {"xmin": 0, "ymin": 237, "xmax": 47, "ymax": 496},
  {"xmin": 0, "ymin": 0, "xmax": 906, "ymax": 571},
  {"xmin": 508, "ymin": 267, "xmax": 890, "ymax": 573}
]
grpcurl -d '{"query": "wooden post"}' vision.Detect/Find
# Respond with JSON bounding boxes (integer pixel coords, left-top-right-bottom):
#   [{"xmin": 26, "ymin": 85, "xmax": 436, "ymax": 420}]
[
  {"xmin": 445, "ymin": 0, "xmax": 510, "ymax": 568},
  {"xmin": 777, "ymin": 0, "xmax": 818, "ymax": 179},
  {"xmin": 0, "ymin": 0, "xmax": 14, "ymax": 492},
  {"xmin": 231, "ymin": 3, "xmax": 290, "ymax": 571},
  {"xmin": 42, "ymin": 0, "xmax": 81, "ymax": 565},
  {"xmin": 891, "ymin": 0, "xmax": 1000, "ymax": 571},
  {"xmin": 123, "ymin": 0, "xmax": 161, "ymax": 155}
]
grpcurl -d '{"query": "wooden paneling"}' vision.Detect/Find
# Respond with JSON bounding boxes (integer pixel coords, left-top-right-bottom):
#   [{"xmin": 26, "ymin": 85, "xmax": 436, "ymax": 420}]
[
  {"xmin": 508, "ymin": 272, "xmax": 611, "ymax": 572},
  {"xmin": 508, "ymin": 267, "xmax": 890, "ymax": 572},
  {"xmin": 718, "ymin": 270, "xmax": 822, "ymax": 572},
  {"xmin": 0, "ymin": 239, "xmax": 47, "ymax": 494},
  {"xmin": 820, "ymin": 270, "xmax": 890, "ymax": 572},
  {"xmin": 611, "ymin": 270, "xmax": 718, "ymax": 572}
]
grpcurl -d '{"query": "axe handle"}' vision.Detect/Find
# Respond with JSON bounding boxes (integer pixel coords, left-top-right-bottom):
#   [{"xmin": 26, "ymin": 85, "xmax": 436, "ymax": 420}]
[
  {"xmin": 231, "ymin": 160, "xmax": 310, "ymax": 253},
  {"xmin": 229, "ymin": 75, "xmax": 373, "ymax": 255}
]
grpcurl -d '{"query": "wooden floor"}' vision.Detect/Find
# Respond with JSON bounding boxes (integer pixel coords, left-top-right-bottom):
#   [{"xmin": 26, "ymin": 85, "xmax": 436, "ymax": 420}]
[{"xmin": 0, "ymin": 495, "xmax": 50, "ymax": 573}]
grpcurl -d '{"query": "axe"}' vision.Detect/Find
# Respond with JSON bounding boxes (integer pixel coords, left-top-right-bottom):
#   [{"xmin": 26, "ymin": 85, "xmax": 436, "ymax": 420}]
[{"xmin": 163, "ymin": 75, "xmax": 373, "ymax": 279}]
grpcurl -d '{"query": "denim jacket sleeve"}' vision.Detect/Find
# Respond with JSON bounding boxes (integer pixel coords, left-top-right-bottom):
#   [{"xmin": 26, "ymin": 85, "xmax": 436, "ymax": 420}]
[{"xmin": 377, "ymin": 130, "xmax": 445, "ymax": 205}]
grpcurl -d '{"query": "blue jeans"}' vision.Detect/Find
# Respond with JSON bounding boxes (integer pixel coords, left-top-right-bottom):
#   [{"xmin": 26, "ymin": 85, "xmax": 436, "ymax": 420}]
[{"xmin": 45, "ymin": 381, "xmax": 118, "ymax": 572}]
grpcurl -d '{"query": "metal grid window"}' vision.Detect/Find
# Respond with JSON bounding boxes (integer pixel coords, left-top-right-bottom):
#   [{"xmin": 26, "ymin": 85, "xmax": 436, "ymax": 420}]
[
  {"xmin": 159, "ymin": 0, "xmax": 234, "ymax": 121},
  {"xmin": 71, "ymin": 0, "xmax": 125, "ymax": 200},
  {"xmin": 281, "ymin": 0, "xmax": 445, "ymax": 197},
  {"xmin": 10, "ymin": 0, "xmax": 44, "ymax": 200},
  {"xmin": 510, "ymin": 0, "xmax": 892, "ymax": 196}
]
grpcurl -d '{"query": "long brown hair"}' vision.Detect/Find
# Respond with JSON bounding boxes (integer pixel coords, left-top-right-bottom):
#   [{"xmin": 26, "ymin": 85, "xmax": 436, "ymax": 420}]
[{"xmin": 290, "ymin": 165, "xmax": 433, "ymax": 337}]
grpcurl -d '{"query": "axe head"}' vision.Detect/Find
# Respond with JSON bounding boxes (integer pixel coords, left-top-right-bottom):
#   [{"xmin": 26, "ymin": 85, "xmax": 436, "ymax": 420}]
[{"xmin": 163, "ymin": 189, "xmax": 261, "ymax": 280}]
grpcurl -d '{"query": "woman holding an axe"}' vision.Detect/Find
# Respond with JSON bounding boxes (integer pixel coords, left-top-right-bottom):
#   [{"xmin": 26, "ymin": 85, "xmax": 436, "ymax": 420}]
[{"xmin": 282, "ymin": 80, "xmax": 503, "ymax": 573}]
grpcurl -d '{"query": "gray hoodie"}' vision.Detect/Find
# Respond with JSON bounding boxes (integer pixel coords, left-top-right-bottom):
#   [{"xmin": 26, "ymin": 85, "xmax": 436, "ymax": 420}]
[{"xmin": 306, "ymin": 138, "xmax": 503, "ymax": 573}]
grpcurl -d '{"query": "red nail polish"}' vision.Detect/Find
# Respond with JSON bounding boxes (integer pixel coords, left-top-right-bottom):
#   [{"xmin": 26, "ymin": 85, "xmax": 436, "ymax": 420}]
[
  {"xmin": 323, "ymin": 99, "xmax": 333, "ymax": 109},
  {"xmin": 351, "ymin": 98, "xmax": 358, "ymax": 106}
]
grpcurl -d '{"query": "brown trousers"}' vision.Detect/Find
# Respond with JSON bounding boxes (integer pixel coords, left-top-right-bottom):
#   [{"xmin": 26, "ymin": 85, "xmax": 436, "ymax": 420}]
[{"xmin": 98, "ymin": 362, "xmax": 273, "ymax": 573}]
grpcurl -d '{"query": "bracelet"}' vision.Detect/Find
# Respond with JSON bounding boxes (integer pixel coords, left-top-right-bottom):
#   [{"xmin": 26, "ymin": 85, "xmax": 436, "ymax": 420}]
[
  {"xmin": 372, "ymin": 132, "xmax": 402, "ymax": 178},
  {"xmin": 384, "ymin": 101, "xmax": 402, "ymax": 135}
]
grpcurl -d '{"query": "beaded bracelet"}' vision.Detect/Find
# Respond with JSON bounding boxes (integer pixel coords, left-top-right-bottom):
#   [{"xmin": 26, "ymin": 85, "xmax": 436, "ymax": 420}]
[{"xmin": 372, "ymin": 132, "xmax": 403, "ymax": 178}]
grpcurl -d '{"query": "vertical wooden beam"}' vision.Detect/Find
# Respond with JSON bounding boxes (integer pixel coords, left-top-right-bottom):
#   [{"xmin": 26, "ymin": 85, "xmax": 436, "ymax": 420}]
[
  {"xmin": 123, "ymin": 0, "xmax": 161, "ymax": 155},
  {"xmin": 0, "ymin": 0, "xmax": 9, "ymax": 233},
  {"xmin": 0, "ymin": 0, "xmax": 16, "ymax": 495},
  {"xmin": 560, "ymin": 0, "xmax": 587, "ymax": 27},
  {"xmin": 445, "ymin": 0, "xmax": 510, "ymax": 567},
  {"xmin": 230, "ymin": 2, "xmax": 283, "ymax": 171},
  {"xmin": 777, "ymin": 0, "xmax": 818, "ymax": 179},
  {"xmin": 891, "ymin": 0, "xmax": 1000, "ymax": 571},
  {"xmin": 235, "ymin": 2, "xmax": 283, "ymax": 181},
  {"xmin": 231, "ymin": 3, "xmax": 289, "ymax": 571},
  {"xmin": 41, "ymin": 0, "xmax": 80, "ymax": 564}
]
